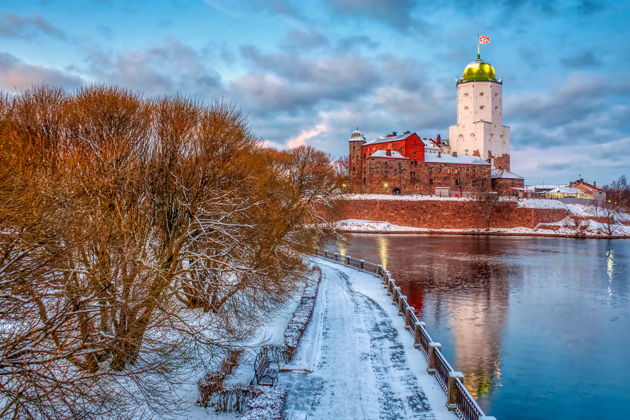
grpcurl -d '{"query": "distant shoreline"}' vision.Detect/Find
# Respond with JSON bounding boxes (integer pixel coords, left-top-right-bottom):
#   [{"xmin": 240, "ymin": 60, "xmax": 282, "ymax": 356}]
[{"xmin": 334, "ymin": 229, "xmax": 630, "ymax": 239}]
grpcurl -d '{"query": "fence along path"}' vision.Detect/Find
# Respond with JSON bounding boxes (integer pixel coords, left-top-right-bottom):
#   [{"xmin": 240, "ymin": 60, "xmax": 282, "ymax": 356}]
[{"xmin": 315, "ymin": 250, "xmax": 497, "ymax": 420}]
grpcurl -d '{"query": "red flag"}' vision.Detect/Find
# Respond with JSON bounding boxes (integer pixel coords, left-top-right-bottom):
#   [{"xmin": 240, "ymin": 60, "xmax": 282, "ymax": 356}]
[{"xmin": 479, "ymin": 35, "xmax": 490, "ymax": 44}]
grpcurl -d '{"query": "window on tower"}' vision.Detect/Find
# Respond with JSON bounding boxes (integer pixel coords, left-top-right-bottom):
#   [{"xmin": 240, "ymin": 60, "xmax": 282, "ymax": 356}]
[
  {"xmin": 480, "ymin": 92, "xmax": 484, "ymax": 96},
  {"xmin": 480, "ymin": 105, "xmax": 485, "ymax": 110}
]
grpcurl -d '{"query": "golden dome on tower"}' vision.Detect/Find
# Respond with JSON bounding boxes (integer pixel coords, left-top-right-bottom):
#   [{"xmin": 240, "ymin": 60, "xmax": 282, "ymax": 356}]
[{"xmin": 460, "ymin": 56, "xmax": 497, "ymax": 83}]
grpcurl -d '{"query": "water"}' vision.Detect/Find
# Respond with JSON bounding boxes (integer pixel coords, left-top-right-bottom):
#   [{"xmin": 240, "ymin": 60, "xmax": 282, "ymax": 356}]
[{"xmin": 325, "ymin": 234, "xmax": 630, "ymax": 420}]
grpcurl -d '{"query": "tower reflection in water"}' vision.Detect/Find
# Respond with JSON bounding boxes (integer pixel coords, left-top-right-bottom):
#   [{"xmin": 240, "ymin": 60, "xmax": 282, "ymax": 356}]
[{"xmin": 333, "ymin": 235, "xmax": 512, "ymax": 411}]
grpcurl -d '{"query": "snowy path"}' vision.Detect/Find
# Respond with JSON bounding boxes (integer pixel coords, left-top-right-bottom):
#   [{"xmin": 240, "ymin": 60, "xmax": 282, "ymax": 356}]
[{"xmin": 281, "ymin": 259, "xmax": 455, "ymax": 420}]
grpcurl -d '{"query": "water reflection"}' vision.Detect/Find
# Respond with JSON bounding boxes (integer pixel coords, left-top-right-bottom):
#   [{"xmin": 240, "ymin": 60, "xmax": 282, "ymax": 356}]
[{"xmin": 327, "ymin": 235, "xmax": 630, "ymax": 420}]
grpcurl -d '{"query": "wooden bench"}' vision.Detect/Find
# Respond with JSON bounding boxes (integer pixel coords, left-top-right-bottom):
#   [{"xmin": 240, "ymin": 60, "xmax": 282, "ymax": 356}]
[{"xmin": 253, "ymin": 345, "xmax": 280, "ymax": 386}]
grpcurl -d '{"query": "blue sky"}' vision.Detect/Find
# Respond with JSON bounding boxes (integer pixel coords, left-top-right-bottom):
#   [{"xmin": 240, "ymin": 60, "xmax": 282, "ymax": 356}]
[{"xmin": 1, "ymin": 0, "xmax": 629, "ymax": 185}]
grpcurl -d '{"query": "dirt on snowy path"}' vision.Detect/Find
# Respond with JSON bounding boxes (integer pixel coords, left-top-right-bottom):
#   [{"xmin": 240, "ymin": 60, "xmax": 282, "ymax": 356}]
[{"xmin": 280, "ymin": 261, "xmax": 454, "ymax": 420}]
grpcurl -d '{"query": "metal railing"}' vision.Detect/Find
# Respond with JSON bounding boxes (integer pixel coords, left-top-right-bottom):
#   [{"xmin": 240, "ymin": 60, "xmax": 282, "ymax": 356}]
[{"xmin": 315, "ymin": 249, "xmax": 495, "ymax": 420}]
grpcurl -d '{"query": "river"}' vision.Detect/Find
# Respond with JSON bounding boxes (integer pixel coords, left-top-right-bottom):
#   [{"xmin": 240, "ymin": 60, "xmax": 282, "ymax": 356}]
[{"xmin": 325, "ymin": 234, "xmax": 630, "ymax": 420}]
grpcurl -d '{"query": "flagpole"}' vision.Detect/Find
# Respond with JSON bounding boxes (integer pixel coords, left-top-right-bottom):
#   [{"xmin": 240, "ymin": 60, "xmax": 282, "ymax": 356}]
[{"xmin": 477, "ymin": 34, "xmax": 480, "ymax": 60}]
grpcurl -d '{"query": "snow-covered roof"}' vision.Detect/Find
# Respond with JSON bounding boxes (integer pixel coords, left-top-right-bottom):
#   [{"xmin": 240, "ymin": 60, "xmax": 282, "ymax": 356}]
[
  {"xmin": 421, "ymin": 138, "xmax": 441, "ymax": 150},
  {"xmin": 491, "ymin": 169, "xmax": 524, "ymax": 179},
  {"xmin": 364, "ymin": 132, "xmax": 413, "ymax": 146},
  {"xmin": 424, "ymin": 152, "xmax": 490, "ymax": 166},
  {"xmin": 547, "ymin": 186, "xmax": 582, "ymax": 194},
  {"xmin": 368, "ymin": 150, "xmax": 409, "ymax": 160}
]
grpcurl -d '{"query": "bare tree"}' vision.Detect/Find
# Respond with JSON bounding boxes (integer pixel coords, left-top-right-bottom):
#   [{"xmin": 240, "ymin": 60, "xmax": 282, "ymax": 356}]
[
  {"xmin": 0, "ymin": 86, "xmax": 338, "ymax": 418},
  {"xmin": 472, "ymin": 192, "xmax": 500, "ymax": 231}
]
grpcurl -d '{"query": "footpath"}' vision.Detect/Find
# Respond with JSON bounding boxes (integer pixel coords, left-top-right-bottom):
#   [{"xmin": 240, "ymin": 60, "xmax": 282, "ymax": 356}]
[{"xmin": 279, "ymin": 259, "xmax": 455, "ymax": 420}]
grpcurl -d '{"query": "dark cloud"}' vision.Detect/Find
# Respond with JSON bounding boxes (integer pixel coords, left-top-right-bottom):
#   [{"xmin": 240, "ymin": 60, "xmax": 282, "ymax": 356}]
[
  {"xmin": 284, "ymin": 28, "xmax": 329, "ymax": 49},
  {"xmin": 506, "ymin": 73, "xmax": 630, "ymax": 150},
  {"xmin": 85, "ymin": 39, "xmax": 221, "ymax": 97},
  {"xmin": 240, "ymin": 45, "xmax": 379, "ymax": 85},
  {"xmin": 0, "ymin": 13, "xmax": 65, "ymax": 39},
  {"xmin": 561, "ymin": 51, "xmax": 601, "ymax": 68},
  {"xmin": 336, "ymin": 35, "xmax": 379, "ymax": 51},
  {"xmin": 0, "ymin": 52, "xmax": 83, "ymax": 90},
  {"xmin": 577, "ymin": 0, "xmax": 606, "ymax": 14},
  {"xmin": 323, "ymin": 0, "xmax": 419, "ymax": 31}
]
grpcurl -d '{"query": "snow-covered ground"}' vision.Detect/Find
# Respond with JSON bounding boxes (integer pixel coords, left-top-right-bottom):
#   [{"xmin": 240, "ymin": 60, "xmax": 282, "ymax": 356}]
[
  {"xmin": 280, "ymin": 258, "xmax": 455, "ymax": 420},
  {"xmin": 333, "ymin": 218, "xmax": 630, "ymax": 237},
  {"xmin": 340, "ymin": 194, "xmax": 474, "ymax": 201},
  {"xmin": 161, "ymin": 288, "xmax": 303, "ymax": 419}
]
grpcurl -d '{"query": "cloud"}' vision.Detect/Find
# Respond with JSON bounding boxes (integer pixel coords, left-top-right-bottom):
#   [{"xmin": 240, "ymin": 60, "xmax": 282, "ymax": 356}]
[
  {"xmin": 560, "ymin": 51, "xmax": 601, "ymax": 68},
  {"xmin": 233, "ymin": 46, "xmax": 381, "ymax": 114},
  {"xmin": 336, "ymin": 35, "xmax": 379, "ymax": 50},
  {"xmin": 323, "ymin": 0, "xmax": 419, "ymax": 30},
  {"xmin": 246, "ymin": 0, "xmax": 302, "ymax": 19},
  {"xmin": 0, "ymin": 13, "xmax": 65, "ymax": 39},
  {"xmin": 85, "ymin": 39, "xmax": 221, "ymax": 97},
  {"xmin": 511, "ymin": 136, "xmax": 630, "ymax": 185},
  {"xmin": 284, "ymin": 28, "xmax": 329, "ymax": 50},
  {"xmin": 0, "ymin": 53, "xmax": 83, "ymax": 90},
  {"xmin": 287, "ymin": 123, "xmax": 327, "ymax": 148},
  {"xmin": 504, "ymin": 72, "xmax": 630, "ymax": 148}
]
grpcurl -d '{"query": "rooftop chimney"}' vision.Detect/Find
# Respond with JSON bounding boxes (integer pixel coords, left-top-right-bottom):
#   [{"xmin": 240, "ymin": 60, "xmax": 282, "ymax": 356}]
[
  {"xmin": 452, "ymin": 151, "xmax": 457, "ymax": 157},
  {"xmin": 437, "ymin": 134, "xmax": 441, "ymax": 144},
  {"xmin": 386, "ymin": 149, "xmax": 392, "ymax": 156}
]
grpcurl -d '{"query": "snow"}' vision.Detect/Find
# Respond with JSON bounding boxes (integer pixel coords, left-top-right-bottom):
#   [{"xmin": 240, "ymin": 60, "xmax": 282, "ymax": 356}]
[
  {"xmin": 423, "ymin": 152, "xmax": 489, "ymax": 165},
  {"xmin": 547, "ymin": 186, "xmax": 582, "ymax": 194},
  {"xmin": 240, "ymin": 388, "xmax": 287, "ymax": 420},
  {"xmin": 340, "ymin": 193, "xmax": 475, "ymax": 201},
  {"xmin": 369, "ymin": 150, "xmax": 409, "ymax": 159},
  {"xmin": 332, "ymin": 218, "xmax": 630, "ymax": 237},
  {"xmin": 158, "ymin": 283, "xmax": 305, "ymax": 419},
  {"xmin": 363, "ymin": 132, "xmax": 414, "ymax": 145},
  {"xmin": 335, "ymin": 219, "xmax": 425, "ymax": 232},
  {"xmin": 491, "ymin": 169, "xmax": 524, "ymax": 179},
  {"xmin": 516, "ymin": 198, "xmax": 568, "ymax": 209},
  {"xmin": 281, "ymin": 258, "xmax": 456, "ymax": 419}
]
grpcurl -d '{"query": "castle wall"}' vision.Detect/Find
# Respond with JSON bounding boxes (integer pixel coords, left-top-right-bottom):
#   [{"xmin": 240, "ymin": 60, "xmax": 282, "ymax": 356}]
[
  {"xmin": 356, "ymin": 157, "xmax": 491, "ymax": 195},
  {"xmin": 492, "ymin": 177, "xmax": 523, "ymax": 196},
  {"xmin": 325, "ymin": 199, "xmax": 569, "ymax": 230}
]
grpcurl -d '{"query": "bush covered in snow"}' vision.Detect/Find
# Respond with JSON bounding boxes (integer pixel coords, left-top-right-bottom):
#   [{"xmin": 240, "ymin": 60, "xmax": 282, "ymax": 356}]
[
  {"xmin": 198, "ymin": 349, "xmax": 243, "ymax": 407},
  {"xmin": 240, "ymin": 388, "xmax": 287, "ymax": 420},
  {"xmin": 283, "ymin": 267, "xmax": 322, "ymax": 360}
]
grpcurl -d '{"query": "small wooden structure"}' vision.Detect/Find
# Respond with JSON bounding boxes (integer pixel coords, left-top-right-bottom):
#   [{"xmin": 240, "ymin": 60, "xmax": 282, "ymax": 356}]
[{"xmin": 253, "ymin": 345, "xmax": 280, "ymax": 387}]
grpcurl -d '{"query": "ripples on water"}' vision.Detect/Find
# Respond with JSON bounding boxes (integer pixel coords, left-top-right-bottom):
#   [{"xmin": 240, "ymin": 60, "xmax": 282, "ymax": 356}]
[{"xmin": 327, "ymin": 234, "xmax": 630, "ymax": 420}]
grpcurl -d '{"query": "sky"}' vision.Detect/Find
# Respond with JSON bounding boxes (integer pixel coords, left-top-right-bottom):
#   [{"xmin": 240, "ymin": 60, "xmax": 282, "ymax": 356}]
[{"xmin": 1, "ymin": 0, "xmax": 629, "ymax": 185}]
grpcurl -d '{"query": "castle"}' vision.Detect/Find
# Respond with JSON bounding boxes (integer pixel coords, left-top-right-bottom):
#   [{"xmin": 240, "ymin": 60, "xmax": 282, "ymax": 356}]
[{"xmin": 348, "ymin": 52, "xmax": 524, "ymax": 196}]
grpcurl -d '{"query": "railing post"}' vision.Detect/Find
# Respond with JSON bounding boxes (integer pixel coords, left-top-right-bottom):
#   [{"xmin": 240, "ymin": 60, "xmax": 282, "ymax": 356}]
[
  {"xmin": 404, "ymin": 306, "xmax": 413, "ymax": 330},
  {"xmin": 446, "ymin": 371, "xmax": 464, "ymax": 411},
  {"xmin": 392, "ymin": 287, "xmax": 399, "ymax": 305},
  {"xmin": 426, "ymin": 342, "xmax": 442, "ymax": 374},
  {"xmin": 345, "ymin": 255, "xmax": 350, "ymax": 265},
  {"xmin": 413, "ymin": 321, "xmax": 426, "ymax": 349},
  {"xmin": 398, "ymin": 295, "xmax": 407, "ymax": 315},
  {"xmin": 386, "ymin": 278, "xmax": 393, "ymax": 295},
  {"xmin": 360, "ymin": 260, "xmax": 364, "ymax": 270},
  {"xmin": 334, "ymin": 253, "xmax": 338, "ymax": 262}
]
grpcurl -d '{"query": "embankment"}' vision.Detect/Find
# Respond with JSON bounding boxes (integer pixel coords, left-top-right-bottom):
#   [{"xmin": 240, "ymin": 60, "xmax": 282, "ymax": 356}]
[{"xmin": 323, "ymin": 198, "xmax": 568, "ymax": 230}]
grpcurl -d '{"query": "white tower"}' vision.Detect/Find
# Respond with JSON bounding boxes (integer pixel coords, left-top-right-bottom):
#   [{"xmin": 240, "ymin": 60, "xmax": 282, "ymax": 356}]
[{"xmin": 449, "ymin": 53, "xmax": 511, "ymax": 170}]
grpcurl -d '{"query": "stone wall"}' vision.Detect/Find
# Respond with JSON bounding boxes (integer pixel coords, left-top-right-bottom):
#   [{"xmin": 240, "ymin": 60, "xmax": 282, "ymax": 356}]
[
  {"xmin": 325, "ymin": 199, "xmax": 569, "ymax": 229},
  {"xmin": 355, "ymin": 157, "xmax": 492, "ymax": 195},
  {"xmin": 492, "ymin": 177, "xmax": 524, "ymax": 196}
]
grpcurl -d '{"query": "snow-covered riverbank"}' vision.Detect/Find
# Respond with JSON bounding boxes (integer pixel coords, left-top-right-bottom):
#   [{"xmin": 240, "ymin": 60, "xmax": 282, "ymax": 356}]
[{"xmin": 332, "ymin": 218, "xmax": 630, "ymax": 238}]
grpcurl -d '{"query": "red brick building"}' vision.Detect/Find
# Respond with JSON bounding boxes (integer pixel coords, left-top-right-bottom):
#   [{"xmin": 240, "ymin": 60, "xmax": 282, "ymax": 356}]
[{"xmin": 348, "ymin": 130, "xmax": 523, "ymax": 196}]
